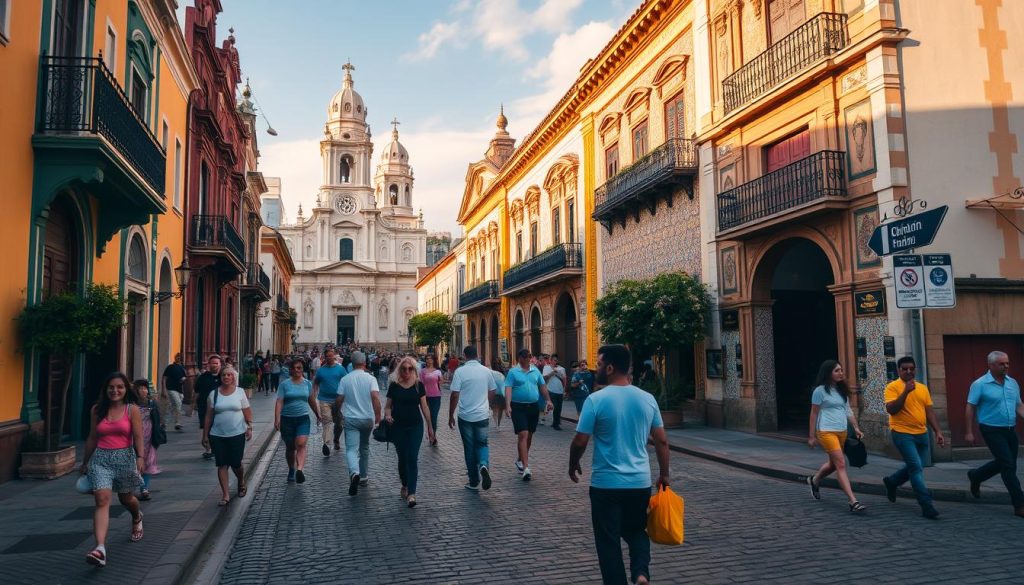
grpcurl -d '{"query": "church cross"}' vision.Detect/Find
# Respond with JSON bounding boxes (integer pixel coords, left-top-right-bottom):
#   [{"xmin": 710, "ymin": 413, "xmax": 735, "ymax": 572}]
[
  {"xmin": 390, "ymin": 117, "xmax": 401, "ymax": 132},
  {"xmin": 343, "ymin": 60, "xmax": 355, "ymax": 74}
]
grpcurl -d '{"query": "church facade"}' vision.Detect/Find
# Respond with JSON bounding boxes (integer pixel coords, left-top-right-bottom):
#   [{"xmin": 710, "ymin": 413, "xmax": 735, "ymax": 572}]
[{"xmin": 277, "ymin": 64, "xmax": 426, "ymax": 350}]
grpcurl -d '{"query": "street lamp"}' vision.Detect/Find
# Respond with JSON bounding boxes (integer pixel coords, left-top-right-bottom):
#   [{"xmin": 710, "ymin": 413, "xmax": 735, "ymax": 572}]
[{"xmin": 151, "ymin": 258, "xmax": 193, "ymax": 304}]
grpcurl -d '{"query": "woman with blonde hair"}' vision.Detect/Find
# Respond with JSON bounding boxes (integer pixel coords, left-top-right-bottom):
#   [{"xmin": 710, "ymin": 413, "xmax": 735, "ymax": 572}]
[
  {"xmin": 202, "ymin": 366, "xmax": 253, "ymax": 506},
  {"xmin": 385, "ymin": 356, "xmax": 435, "ymax": 507}
]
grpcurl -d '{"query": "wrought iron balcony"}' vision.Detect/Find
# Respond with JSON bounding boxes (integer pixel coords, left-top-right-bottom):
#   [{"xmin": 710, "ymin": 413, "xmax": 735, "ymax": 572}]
[
  {"xmin": 717, "ymin": 150, "xmax": 847, "ymax": 232},
  {"xmin": 36, "ymin": 56, "xmax": 166, "ymax": 194},
  {"xmin": 502, "ymin": 243, "xmax": 583, "ymax": 295},
  {"xmin": 275, "ymin": 293, "xmax": 290, "ymax": 312},
  {"xmin": 190, "ymin": 215, "xmax": 245, "ymax": 270},
  {"xmin": 241, "ymin": 263, "xmax": 271, "ymax": 300},
  {"xmin": 593, "ymin": 138, "xmax": 697, "ymax": 231},
  {"xmin": 722, "ymin": 13, "xmax": 848, "ymax": 115},
  {"xmin": 459, "ymin": 280, "xmax": 499, "ymax": 312}
]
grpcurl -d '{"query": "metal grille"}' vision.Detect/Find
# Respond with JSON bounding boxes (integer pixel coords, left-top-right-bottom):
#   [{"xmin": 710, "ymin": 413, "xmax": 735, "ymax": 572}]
[
  {"xmin": 593, "ymin": 138, "xmax": 698, "ymax": 218},
  {"xmin": 502, "ymin": 243, "xmax": 583, "ymax": 292},
  {"xmin": 190, "ymin": 215, "xmax": 245, "ymax": 266},
  {"xmin": 459, "ymin": 280, "xmax": 499, "ymax": 311}
]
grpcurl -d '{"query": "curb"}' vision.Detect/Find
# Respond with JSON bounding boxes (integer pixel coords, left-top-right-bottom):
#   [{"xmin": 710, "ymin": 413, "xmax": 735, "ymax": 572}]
[{"xmin": 559, "ymin": 414, "xmax": 1011, "ymax": 506}]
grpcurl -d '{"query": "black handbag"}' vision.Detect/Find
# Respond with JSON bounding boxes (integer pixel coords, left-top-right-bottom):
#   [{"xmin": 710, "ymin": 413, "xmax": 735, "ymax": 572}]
[
  {"xmin": 372, "ymin": 420, "xmax": 392, "ymax": 443},
  {"xmin": 150, "ymin": 401, "xmax": 167, "ymax": 448},
  {"xmin": 844, "ymin": 436, "xmax": 868, "ymax": 468}
]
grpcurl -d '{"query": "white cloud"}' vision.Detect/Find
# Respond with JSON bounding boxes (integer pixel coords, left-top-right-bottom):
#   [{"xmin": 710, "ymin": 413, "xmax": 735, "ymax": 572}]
[
  {"xmin": 532, "ymin": 0, "xmax": 585, "ymax": 33},
  {"xmin": 403, "ymin": 21, "xmax": 461, "ymax": 62},
  {"xmin": 258, "ymin": 138, "xmax": 323, "ymax": 224}
]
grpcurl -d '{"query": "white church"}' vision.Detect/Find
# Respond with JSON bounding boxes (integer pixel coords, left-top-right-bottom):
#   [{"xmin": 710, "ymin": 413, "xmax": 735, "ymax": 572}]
[{"xmin": 278, "ymin": 63, "xmax": 426, "ymax": 350}]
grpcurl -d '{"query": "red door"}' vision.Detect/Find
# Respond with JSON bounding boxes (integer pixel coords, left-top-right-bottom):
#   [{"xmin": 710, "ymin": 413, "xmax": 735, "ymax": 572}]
[
  {"xmin": 765, "ymin": 128, "xmax": 810, "ymax": 173},
  {"xmin": 943, "ymin": 335, "xmax": 1024, "ymax": 446}
]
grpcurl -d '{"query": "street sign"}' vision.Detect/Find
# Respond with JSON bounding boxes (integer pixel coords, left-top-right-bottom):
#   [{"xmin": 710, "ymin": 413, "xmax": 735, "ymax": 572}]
[
  {"xmin": 868, "ymin": 205, "xmax": 948, "ymax": 256},
  {"xmin": 923, "ymin": 253, "xmax": 956, "ymax": 307},
  {"xmin": 893, "ymin": 254, "xmax": 926, "ymax": 309}
]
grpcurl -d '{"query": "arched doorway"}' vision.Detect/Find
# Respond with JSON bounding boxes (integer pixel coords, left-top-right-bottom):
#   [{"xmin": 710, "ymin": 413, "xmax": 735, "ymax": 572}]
[
  {"xmin": 554, "ymin": 293, "xmax": 578, "ymax": 365},
  {"xmin": 757, "ymin": 238, "xmax": 838, "ymax": 431},
  {"xmin": 479, "ymin": 319, "xmax": 488, "ymax": 364},
  {"xmin": 157, "ymin": 258, "xmax": 173, "ymax": 381},
  {"xmin": 530, "ymin": 306, "xmax": 542, "ymax": 356},
  {"xmin": 514, "ymin": 310, "xmax": 525, "ymax": 356},
  {"xmin": 490, "ymin": 315, "xmax": 499, "ymax": 365}
]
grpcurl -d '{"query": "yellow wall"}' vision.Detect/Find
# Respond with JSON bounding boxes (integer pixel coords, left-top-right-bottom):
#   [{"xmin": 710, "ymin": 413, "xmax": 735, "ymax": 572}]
[{"xmin": 0, "ymin": 3, "xmax": 43, "ymax": 422}]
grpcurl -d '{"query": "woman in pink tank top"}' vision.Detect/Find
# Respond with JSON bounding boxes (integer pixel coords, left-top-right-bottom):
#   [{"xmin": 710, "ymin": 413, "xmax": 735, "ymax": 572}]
[
  {"xmin": 80, "ymin": 372, "xmax": 146, "ymax": 568},
  {"xmin": 420, "ymin": 355, "xmax": 443, "ymax": 446}
]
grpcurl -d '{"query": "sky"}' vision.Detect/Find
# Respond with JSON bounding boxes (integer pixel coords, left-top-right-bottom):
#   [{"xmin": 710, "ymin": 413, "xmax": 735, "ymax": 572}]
[{"xmin": 177, "ymin": 0, "xmax": 634, "ymax": 234}]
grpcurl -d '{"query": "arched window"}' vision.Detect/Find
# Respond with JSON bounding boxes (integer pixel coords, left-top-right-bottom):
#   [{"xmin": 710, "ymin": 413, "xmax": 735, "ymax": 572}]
[
  {"xmin": 127, "ymin": 235, "xmax": 148, "ymax": 281},
  {"xmin": 339, "ymin": 238, "xmax": 354, "ymax": 261},
  {"xmin": 389, "ymin": 184, "xmax": 399, "ymax": 205},
  {"xmin": 530, "ymin": 306, "xmax": 542, "ymax": 356},
  {"xmin": 339, "ymin": 155, "xmax": 352, "ymax": 184},
  {"xmin": 405, "ymin": 185, "xmax": 411, "ymax": 206}
]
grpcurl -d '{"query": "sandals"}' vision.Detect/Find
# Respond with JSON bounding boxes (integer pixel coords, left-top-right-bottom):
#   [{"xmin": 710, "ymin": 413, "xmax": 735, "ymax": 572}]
[
  {"xmin": 237, "ymin": 483, "xmax": 248, "ymax": 498},
  {"xmin": 130, "ymin": 512, "xmax": 144, "ymax": 542},
  {"xmin": 807, "ymin": 476, "xmax": 821, "ymax": 500},
  {"xmin": 218, "ymin": 498, "xmax": 231, "ymax": 507},
  {"xmin": 139, "ymin": 489, "xmax": 151, "ymax": 501},
  {"xmin": 849, "ymin": 501, "xmax": 867, "ymax": 513},
  {"xmin": 85, "ymin": 548, "xmax": 106, "ymax": 567}
]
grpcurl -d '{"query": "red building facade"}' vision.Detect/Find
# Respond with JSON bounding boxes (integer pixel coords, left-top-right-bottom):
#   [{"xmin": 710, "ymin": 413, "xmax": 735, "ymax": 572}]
[{"xmin": 182, "ymin": 0, "xmax": 248, "ymax": 368}]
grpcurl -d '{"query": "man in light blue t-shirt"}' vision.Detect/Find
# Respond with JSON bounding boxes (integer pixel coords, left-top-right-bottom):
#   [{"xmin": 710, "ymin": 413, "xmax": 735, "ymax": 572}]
[
  {"xmin": 313, "ymin": 348, "xmax": 347, "ymax": 457},
  {"xmin": 504, "ymin": 348, "xmax": 551, "ymax": 481},
  {"xmin": 569, "ymin": 344, "xmax": 670, "ymax": 585}
]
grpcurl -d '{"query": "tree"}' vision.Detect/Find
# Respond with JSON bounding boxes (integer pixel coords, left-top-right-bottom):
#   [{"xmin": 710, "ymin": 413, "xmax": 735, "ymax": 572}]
[
  {"xmin": 594, "ymin": 272, "xmax": 711, "ymax": 408},
  {"xmin": 407, "ymin": 311, "xmax": 454, "ymax": 354},
  {"xmin": 19, "ymin": 283, "xmax": 125, "ymax": 451}
]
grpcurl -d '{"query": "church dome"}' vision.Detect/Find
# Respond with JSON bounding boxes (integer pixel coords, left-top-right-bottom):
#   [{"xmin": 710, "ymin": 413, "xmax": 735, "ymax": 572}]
[
  {"xmin": 328, "ymin": 62, "xmax": 366, "ymax": 123},
  {"xmin": 381, "ymin": 121, "xmax": 409, "ymax": 164}
]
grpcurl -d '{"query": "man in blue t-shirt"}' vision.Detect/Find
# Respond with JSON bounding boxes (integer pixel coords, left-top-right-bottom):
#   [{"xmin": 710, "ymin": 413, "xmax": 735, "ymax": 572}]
[
  {"xmin": 313, "ymin": 348, "xmax": 347, "ymax": 456},
  {"xmin": 569, "ymin": 344, "xmax": 670, "ymax": 585},
  {"xmin": 504, "ymin": 348, "xmax": 551, "ymax": 481}
]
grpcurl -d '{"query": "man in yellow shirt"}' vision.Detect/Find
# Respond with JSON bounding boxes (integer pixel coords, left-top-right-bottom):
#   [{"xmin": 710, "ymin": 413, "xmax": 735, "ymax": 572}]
[{"xmin": 882, "ymin": 356, "xmax": 945, "ymax": 519}]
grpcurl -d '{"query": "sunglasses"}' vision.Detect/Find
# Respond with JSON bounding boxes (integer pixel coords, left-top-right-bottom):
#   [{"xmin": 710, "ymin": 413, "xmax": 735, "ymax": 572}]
[{"xmin": 400, "ymin": 366, "xmax": 415, "ymax": 372}]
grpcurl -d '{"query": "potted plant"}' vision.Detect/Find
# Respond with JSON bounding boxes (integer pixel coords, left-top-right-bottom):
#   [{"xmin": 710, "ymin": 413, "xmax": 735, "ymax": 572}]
[
  {"xmin": 18, "ymin": 283, "xmax": 124, "ymax": 479},
  {"xmin": 240, "ymin": 373, "xmax": 257, "ymax": 399},
  {"xmin": 595, "ymin": 272, "xmax": 710, "ymax": 426}
]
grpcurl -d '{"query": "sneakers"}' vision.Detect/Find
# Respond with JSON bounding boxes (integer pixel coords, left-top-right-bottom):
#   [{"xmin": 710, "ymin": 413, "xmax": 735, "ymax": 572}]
[
  {"xmin": 807, "ymin": 475, "xmax": 820, "ymax": 500},
  {"xmin": 522, "ymin": 467, "xmax": 532, "ymax": 481},
  {"xmin": 322, "ymin": 444, "xmax": 331, "ymax": 457},
  {"xmin": 922, "ymin": 505, "xmax": 940, "ymax": 519},
  {"xmin": 359, "ymin": 478, "xmax": 369, "ymax": 487},
  {"xmin": 968, "ymin": 471, "xmax": 981, "ymax": 499},
  {"xmin": 202, "ymin": 451, "xmax": 214, "ymax": 460},
  {"xmin": 334, "ymin": 442, "xmax": 342, "ymax": 451},
  {"xmin": 480, "ymin": 466, "xmax": 492, "ymax": 490},
  {"xmin": 883, "ymin": 476, "xmax": 897, "ymax": 503},
  {"xmin": 515, "ymin": 459, "xmax": 524, "ymax": 473},
  {"xmin": 174, "ymin": 424, "xmax": 183, "ymax": 431},
  {"xmin": 464, "ymin": 482, "xmax": 480, "ymax": 491},
  {"xmin": 296, "ymin": 470, "xmax": 306, "ymax": 484},
  {"xmin": 349, "ymin": 473, "xmax": 360, "ymax": 496},
  {"xmin": 287, "ymin": 469, "xmax": 296, "ymax": 483},
  {"xmin": 407, "ymin": 495, "xmax": 417, "ymax": 508}
]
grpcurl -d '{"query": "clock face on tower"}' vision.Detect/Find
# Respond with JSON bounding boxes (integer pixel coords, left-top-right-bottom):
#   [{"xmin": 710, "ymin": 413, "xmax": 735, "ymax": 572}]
[{"xmin": 335, "ymin": 195, "xmax": 357, "ymax": 215}]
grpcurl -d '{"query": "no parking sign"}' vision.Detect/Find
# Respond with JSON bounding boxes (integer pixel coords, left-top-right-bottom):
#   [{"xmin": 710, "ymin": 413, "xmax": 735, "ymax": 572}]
[
  {"xmin": 893, "ymin": 253, "xmax": 956, "ymax": 309},
  {"xmin": 894, "ymin": 255, "xmax": 926, "ymax": 309}
]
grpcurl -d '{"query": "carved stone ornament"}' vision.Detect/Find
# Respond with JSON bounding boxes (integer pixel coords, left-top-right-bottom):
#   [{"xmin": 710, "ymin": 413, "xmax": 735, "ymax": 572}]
[
  {"xmin": 336, "ymin": 289, "xmax": 358, "ymax": 306},
  {"xmin": 335, "ymin": 195, "xmax": 357, "ymax": 215}
]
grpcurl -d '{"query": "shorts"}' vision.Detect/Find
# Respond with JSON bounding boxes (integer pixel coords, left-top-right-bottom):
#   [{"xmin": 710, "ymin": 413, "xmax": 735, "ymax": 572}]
[
  {"xmin": 87, "ymin": 447, "xmax": 142, "ymax": 493},
  {"xmin": 209, "ymin": 433, "xmax": 246, "ymax": 468},
  {"xmin": 816, "ymin": 430, "xmax": 847, "ymax": 452},
  {"xmin": 490, "ymin": 394, "xmax": 506, "ymax": 409},
  {"xmin": 510, "ymin": 402, "xmax": 540, "ymax": 434},
  {"xmin": 280, "ymin": 414, "xmax": 311, "ymax": 441}
]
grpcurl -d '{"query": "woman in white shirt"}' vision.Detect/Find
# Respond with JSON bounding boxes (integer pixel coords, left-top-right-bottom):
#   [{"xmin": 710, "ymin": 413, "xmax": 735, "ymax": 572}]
[
  {"xmin": 806, "ymin": 360, "xmax": 865, "ymax": 513},
  {"xmin": 202, "ymin": 366, "xmax": 253, "ymax": 506}
]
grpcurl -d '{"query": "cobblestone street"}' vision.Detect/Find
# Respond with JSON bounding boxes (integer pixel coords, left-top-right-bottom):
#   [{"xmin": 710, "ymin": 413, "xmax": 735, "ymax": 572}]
[{"xmin": 220, "ymin": 408, "xmax": 1023, "ymax": 585}]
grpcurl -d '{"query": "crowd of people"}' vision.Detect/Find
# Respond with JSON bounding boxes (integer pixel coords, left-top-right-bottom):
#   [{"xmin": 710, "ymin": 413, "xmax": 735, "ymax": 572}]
[{"xmin": 75, "ymin": 342, "xmax": 1022, "ymax": 585}]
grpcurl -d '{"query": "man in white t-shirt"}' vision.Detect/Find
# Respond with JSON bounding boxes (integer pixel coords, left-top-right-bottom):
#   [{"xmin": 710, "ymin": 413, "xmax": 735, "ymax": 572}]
[
  {"xmin": 543, "ymin": 354, "xmax": 567, "ymax": 430},
  {"xmin": 448, "ymin": 345, "xmax": 497, "ymax": 491},
  {"xmin": 336, "ymin": 351, "xmax": 381, "ymax": 496},
  {"xmin": 569, "ymin": 344, "xmax": 670, "ymax": 585}
]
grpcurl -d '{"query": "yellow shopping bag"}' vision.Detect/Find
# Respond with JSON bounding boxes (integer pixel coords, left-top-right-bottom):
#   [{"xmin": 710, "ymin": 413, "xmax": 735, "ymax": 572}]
[{"xmin": 647, "ymin": 485, "xmax": 684, "ymax": 545}]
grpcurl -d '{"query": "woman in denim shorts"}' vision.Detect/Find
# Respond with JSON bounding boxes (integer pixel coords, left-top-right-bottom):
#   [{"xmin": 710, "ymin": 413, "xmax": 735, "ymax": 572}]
[{"xmin": 276, "ymin": 358, "xmax": 320, "ymax": 484}]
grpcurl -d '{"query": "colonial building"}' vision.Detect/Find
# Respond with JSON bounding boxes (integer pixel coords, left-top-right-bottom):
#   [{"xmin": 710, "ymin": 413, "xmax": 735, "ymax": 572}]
[
  {"xmin": 258, "ymin": 222, "xmax": 296, "ymax": 357},
  {"xmin": 1, "ymin": 0, "xmax": 197, "ymax": 481},
  {"xmin": 278, "ymin": 64, "xmax": 426, "ymax": 350},
  {"xmin": 415, "ymin": 238, "xmax": 465, "ymax": 356}
]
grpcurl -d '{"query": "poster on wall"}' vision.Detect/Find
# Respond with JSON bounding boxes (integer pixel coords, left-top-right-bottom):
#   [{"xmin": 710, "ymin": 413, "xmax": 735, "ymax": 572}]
[{"xmin": 844, "ymin": 99, "xmax": 877, "ymax": 180}]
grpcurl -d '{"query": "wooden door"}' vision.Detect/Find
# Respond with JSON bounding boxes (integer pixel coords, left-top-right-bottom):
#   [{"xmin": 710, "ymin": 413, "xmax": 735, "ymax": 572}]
[
  {"xmin": 768, "ymin": 0, "xmax": 806, "ymax": 44},
  {"xmin": 765, "ymin": 128, "xmax": 810, "ymax": 173},
  {"xmin": 42, "ymin": 198, "xmax": 79, "ymax": 437},
  {"xmin": 943, "ymin": 335, "xmax": 1024, "ymax": 445},
  {"xmin": 665, "ymin": 93, "xmax": 686, "ymax": 140}
]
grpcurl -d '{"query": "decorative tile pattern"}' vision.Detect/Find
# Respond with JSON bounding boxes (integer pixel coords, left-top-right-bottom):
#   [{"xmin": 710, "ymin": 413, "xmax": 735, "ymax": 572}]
[
  {"xmin": 753, "ymin": 306, "xmax": 776, "ymax": 425},
  {"xmin": 855, "ymin": 316, "xmax": 889, "ymax": 415},
  {"xmin": 723, "ymin": 330, "xmax": 740, "ymax": 399}
]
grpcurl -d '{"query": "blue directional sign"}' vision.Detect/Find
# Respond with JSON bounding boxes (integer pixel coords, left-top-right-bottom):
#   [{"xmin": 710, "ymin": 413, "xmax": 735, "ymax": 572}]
[{"xmin": 868, "ymin": 205, "xmax": 948, "ymax": 256}]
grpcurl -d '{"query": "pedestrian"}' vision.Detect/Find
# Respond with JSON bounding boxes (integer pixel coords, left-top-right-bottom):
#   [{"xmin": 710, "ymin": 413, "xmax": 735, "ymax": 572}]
[
  {"xmin": 201, "ymin": 366, "xmax": 253, "ymax": 506},
  {"xmin": 806, "ymin": 360, "xmax": 866, "ymax": 513},
  {"xmin": 569, "ymin": 344, "xmax": 670, "ymax": 585},
  {"xmin": 194, "ymin": 354, "xmax": 223, "ymax": 459},
  {"xmin": 386, "ymin": 356, "xmax": 435, "ymax": 507},
  {"xmin": 881, "ymin": 356, "xmax": 944, "ymax": 518},
  {"xmin": 570, "ymin": 359, "xmax": 594, "ymax": 415},
  {"xmin": 270, "ymin": 356, "xmax": 282, "ymax": 392},
  {"xmin": 420, "ymin": 354, "xmax": 443, "ymax": 446},
  {"xmin": 490, "ymin": 358, "xmax": 507, "ymax": 428},
  {"xmin": 504, "ymin": 348, "xmax": 552, "ymax": 481},
  {"xmin": 313, "ymin": 348, "xmax": 346, "ymax": 457},
  {"xmin": 261, "ymin": 357, "xmax": 272, "ymax": 395},
  {"xmin": 80, "ymin": 372, "xmax": 145, "ymax": 567},
  {"xmin": 276, "ymin": 358, "xmax": 320, "ymax": 483},
  {"xmin": 133, "ymin": 380, "xmax": 162, "ymax": 502},
  {"xmin": 965, "ymin": 350, "xmax": 1024, "ymax": 518},
  {"xmin": 448, "ymin": 353, "xmax": 460, "ymax": 381},
  {"xmin": 161, "ymin": 353, "xmax": 187, "ymax": 431},
  {"xmin": 449, "ymin": 346, "xmax": 497, "ymax": 491},
  {"xmin": 543, "ymin": 353, "xmax": 567, "ymax": 430},
  {"xmin": 537, "ymin": 355, "xmax": 550, "ymax": 426},
  {"xmin": 337, "ymin": 351, "xmax": 382, "ymax": 496}
]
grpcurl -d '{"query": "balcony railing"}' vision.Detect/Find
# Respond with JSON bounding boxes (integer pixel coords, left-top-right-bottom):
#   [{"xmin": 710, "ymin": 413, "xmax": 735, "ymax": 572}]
[
  {"xmin": 190, "ymin": 215, "xmax": 245, "ymax": 266},
  {"xmin": 502, "ymin": 243, "xmax": 583, "ymax": 293},
  {"xmin": 243, "ymin": 263, "xmax": 271, "ymax": 298},
  {"xmin": 459, "ymin": 280, "xmax": 499, "ymax": 311},
  {"xmin": 722, "ymin": 13, "xmax": 848, "ymax": 115},
  {"xmin": 37, "ymin": 56, "xmax": 166, "ymax": 194},
  {"xmin": 593, "ymin": 138, "xmax": 697, "ymax": 220},
  {"xmin": 276, "ymin": 293, "xmax": 289, "ymax": 312},
  {"xmin": 717, "ymin": 150, "xmax": 846, "ymax": 231}
]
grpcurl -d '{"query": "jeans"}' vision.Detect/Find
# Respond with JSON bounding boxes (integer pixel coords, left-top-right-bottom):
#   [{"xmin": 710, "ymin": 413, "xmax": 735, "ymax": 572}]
[
  {"xmin": 572, "ymin": 392, "xmax": 588, "ymax": 416},
  {"xmin": 426, "ymin": 396, "xmax": 442, "ymax": 435},
  {"xmin": 458, "ymin": 418, "xmax": 490, "ymax": 485},
  {"xmin": 344, "ymin": 418, "xmax": 373, "ymax": 479},
  {"xmin": 972, "ymin": 424, "xmax": 1024, "ymax": 507},
  {"xmin": 550, "ymin": 393, "xmax": 564, "ymax": 427},
  {"xmin": 887, "ymin": 431, "xmax": 933, "ymax": 507},
  {"xmin": 392, "ymin": 423, "xmax": 423, "ymax": 495},
  {"xmin": 165, "ymin": 390, "xmax": 183, "ymax": 426},
  {"xmin": 271, "ymin": 373, "xmax": 281, "ymax": 391},
  {"xmin": 590, "ymin": 486, "xmax": 651, "ymax": 585}
]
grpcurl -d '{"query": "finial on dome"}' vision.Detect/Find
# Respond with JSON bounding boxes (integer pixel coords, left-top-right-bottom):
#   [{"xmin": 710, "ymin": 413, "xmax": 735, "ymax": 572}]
[
  {"xmin": 390, "ymin": 117, "xmax": 401, "ymax": 139},
  {"xmin": 343, "ymin": 60, "xmax": 355, "ymax": 86},
  {"xmin": 242, "ymin": 77, "xmax": 252, "ymax": 99},
  {"xmin": 496, "ymin": 104, "xmax": 508, "ymax": 131},
  {"xmin": 228, "ymin": 27, "xmax": 236, "ymax": 44}
]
